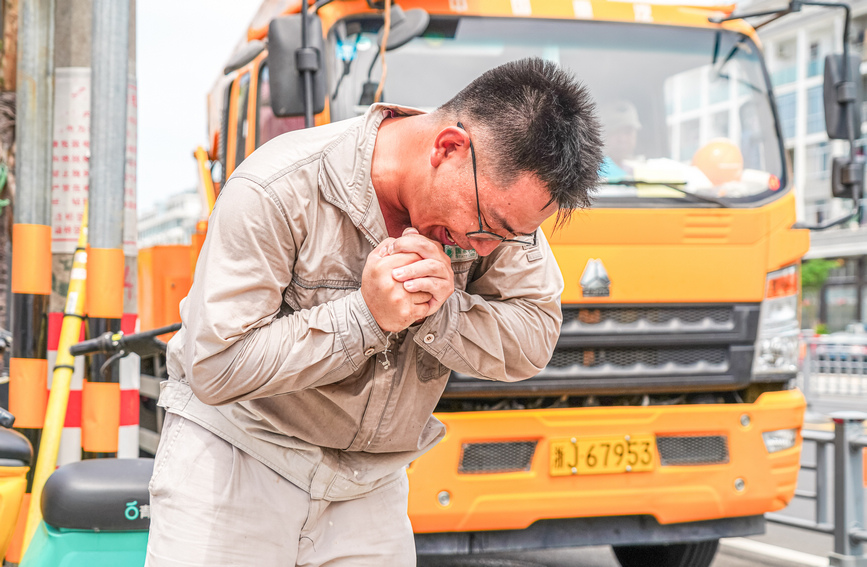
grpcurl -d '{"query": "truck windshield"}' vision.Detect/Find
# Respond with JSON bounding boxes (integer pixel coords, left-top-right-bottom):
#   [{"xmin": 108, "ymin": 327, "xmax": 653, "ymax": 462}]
[{"xmin": 327, "ymin": 16, "xmax": 785, "ymax": 207}]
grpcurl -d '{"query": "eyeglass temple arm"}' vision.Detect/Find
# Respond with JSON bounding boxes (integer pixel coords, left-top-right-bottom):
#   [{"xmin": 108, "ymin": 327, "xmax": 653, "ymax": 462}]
[
  {"xmin": 457, "ymin": 121, "xmax": 486, "ymax": 234},
  {"xmin": 470, "ymin": 144, "xmax": 484, "ymax": 231}
]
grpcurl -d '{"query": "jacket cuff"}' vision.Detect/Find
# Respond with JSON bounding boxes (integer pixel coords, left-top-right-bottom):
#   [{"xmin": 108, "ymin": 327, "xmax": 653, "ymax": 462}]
[
  {"xmin": 414, "ymin": 293, "xmax": 459, "ymax": 356},
  {"xmin": 331, "ymin": 290, "xmax": 389, "ymax": 369}
]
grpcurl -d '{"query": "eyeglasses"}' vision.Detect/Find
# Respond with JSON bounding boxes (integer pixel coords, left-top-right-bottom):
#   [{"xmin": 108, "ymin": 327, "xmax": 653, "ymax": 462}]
[{"xmin": 457, "ymin": 122, "xmax": 537, "ymax": 248}]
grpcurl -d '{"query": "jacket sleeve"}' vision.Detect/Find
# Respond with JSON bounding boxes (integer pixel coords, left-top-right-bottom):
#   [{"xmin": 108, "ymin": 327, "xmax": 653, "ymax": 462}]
[
  {"xmin": 414, "ymin": 230, "xmax": 564, "ymax": 381},
  {"xmin": 176, "ymin": 176, "xmax": 387, "ymax": 406}
]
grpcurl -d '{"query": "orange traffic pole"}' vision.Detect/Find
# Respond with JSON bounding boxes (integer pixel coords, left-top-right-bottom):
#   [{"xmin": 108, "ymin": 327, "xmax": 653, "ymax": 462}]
[
  {"xmin": 23, "ymin": 208, "xmax": 88, "ymax": 550},
  {"xmin": 8, "ymin": 0, "xmax": 57, "ymax": 561}
]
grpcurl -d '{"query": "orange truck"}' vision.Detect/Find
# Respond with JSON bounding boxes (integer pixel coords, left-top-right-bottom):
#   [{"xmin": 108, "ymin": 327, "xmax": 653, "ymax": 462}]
[{"xmin": 138, "ymin": 0, "xmax": 863, "ymax": 564}]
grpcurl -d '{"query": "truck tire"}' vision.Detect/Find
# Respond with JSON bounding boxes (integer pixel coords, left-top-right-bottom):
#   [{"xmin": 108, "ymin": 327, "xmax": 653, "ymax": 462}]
[{"xmin": 611, "ymin": 539, "xmax": 719, "ymax": 567}]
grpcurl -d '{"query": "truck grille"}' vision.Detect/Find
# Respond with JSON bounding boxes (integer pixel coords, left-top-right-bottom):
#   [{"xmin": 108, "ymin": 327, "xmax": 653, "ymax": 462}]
[
  {"xmin": 458, "ymin": 441, "xmax": 537, "ymax": 474},
  {"xmin": 443, "ymin": 303, "xmax": 761, "ymax": 397},
  {"xmin": 563, "ymin": 306, "xmax": 734, "ymax": 331},
  {"xmin": 657, "ymin": 435, "xmax": 730, "ymax": 466},
  {"xmin": 550, "ymin": 346, "xmax": 727, "ymax": 372}
]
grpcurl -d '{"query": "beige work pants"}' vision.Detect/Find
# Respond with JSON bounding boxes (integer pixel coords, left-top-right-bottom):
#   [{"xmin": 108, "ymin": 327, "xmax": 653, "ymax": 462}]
[{"xmin": 145, "ymin": 413, "xmax": 417, "ymax": 567}]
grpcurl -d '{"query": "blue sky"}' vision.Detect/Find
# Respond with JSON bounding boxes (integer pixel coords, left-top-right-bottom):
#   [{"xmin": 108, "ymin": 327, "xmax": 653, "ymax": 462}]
[{"xmin": 136, "ymin": 0, "xmax": 261, "ymax": 211}]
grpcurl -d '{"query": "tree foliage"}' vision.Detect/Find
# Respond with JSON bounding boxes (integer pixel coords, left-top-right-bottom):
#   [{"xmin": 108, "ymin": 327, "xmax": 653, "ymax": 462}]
[{"xmin": 801, "ymin": 258, "xmax": 842, "ymax": 290}]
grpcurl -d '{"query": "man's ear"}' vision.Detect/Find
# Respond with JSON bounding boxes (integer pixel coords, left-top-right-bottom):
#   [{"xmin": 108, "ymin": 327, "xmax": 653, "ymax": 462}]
[{"xmin": 430, "ymin": 126, "xmax": 470, "ymax": 168}]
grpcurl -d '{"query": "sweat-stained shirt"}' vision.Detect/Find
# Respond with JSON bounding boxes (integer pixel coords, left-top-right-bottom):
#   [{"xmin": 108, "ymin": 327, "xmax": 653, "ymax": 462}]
[{"xmin": 158, "ymin": 104, "xmax": 564, "ymax": 500}]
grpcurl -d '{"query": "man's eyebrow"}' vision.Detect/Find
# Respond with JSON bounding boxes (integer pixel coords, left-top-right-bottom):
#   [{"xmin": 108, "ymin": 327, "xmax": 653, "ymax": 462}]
[{"xmin": 490, "ymin": 210, "xmax": 533, "ymax": 237}]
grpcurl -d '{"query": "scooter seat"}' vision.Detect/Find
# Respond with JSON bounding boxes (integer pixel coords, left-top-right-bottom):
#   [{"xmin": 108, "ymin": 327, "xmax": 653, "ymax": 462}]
[
  {"xmin": 0, "ymin": 428, "xmax": 32, "ymax": 466},
  {"xmin": 41, "ymin": 458, "xmax": 153, "ymax": 531}
]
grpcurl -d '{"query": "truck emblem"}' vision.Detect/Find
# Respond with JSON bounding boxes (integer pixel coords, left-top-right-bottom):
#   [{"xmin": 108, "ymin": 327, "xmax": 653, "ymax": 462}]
[{"xmin": 580, "ymin": 259, "xmax": 610, "ymax": 297}]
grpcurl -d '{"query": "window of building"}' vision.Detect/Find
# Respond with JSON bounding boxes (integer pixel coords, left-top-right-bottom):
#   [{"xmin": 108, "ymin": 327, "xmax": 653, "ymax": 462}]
[
  {"xmin": 806, "ymin": 141, "xmax": 831, "ymax": 181},
  {"xmin": 807, "ymin": 86, "xmax": 825, "ymax": 134},
  {"xmin": 830, "ymin": 259, "xmax": 857, "ymax": 279},
  {"xmin": 711, "ymin": 111, "xmax": 729, "ymax": 139},
  {"xmin": 808, "ymin": 41, "xmax": 824, "ymax": 77},
  {"xmin": 709, "ymin": 75, "xmax": 728, "ymax": 104},
  {"xmin": 826, "ymin": 285, "xmax": 857, "ymax": 332},
  {"xmin": 772, "ymin": 40, "xmax": 797, "ymax": 86},
  {"xmin": 680, "ymin": 69, "xmax": 702, "ymax": 112},
  {"xmin": 777, "ymin": 91, "xmax": 796, "ymax": 139}
]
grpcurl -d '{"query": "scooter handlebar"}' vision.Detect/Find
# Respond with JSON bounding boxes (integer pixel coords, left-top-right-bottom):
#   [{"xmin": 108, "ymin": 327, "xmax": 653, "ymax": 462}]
[
  {"xmin": 69, "ymin": 323, "xmax": 181, "ymax": 358},
  {"xmin": 68, "ymin": 333, "xmax": 117, "ymax": 357}
]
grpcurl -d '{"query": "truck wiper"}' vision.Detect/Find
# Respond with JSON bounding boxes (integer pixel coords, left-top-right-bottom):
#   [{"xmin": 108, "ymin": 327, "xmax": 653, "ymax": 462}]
[{"xmin": 603, "ymin": 179, "xmax": 730, "ymax": 207}]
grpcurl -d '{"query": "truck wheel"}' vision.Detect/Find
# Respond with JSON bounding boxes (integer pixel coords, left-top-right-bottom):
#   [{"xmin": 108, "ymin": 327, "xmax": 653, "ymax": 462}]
[{"xmin": 612, "ymin": 539, "xmax": 719, "ymax": 567}]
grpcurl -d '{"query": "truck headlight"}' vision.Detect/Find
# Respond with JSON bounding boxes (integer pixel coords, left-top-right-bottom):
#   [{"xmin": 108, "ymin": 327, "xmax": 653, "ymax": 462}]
[
  {"xmin": 762, "ymin": 428, "xmax": 798, "ymax": 453},
  {"xmin": 753, "ymin": 266, "xmax": 800, "ymax": 377}
]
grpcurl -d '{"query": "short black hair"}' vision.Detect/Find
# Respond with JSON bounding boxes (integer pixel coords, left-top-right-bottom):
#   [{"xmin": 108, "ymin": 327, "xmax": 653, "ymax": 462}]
[{"xmin": 438, "ymin": 58, "xmax": 603, "ymax": 227}]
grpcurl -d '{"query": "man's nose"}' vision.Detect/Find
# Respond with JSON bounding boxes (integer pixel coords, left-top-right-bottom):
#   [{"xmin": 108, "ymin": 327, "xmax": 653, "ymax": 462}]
[{"xmin": 473, "ymin": 240, "xmax": 501, "ymax": 257}]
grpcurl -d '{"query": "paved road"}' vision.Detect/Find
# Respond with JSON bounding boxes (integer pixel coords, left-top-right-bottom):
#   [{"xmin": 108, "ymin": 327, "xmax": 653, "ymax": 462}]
[{"xmin": 418, "ymin": 544, "xmax": 767, "ymax": 566}]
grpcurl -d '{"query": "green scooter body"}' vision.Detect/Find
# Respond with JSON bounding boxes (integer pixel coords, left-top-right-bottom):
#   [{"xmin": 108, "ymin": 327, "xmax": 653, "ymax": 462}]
[
  {"xmin": 19, "ymin": 458, "xmax": 152, "ymax": 567},
  {"xmin": 20, "ymin": 524, "xmax": 147, "ymax": 567}
]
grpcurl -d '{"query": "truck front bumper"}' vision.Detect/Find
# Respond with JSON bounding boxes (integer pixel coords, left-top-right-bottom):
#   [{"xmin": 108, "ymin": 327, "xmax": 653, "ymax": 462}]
[{"xmin": 407, "ymin": 389, "xmax": 805, "ymax": 534}]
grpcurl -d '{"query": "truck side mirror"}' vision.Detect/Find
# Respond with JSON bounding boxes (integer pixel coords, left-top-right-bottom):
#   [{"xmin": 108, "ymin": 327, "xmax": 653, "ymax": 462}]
[
  {"xmin": 268, "ymin": 14, "xmax": 326, "ymax": 117},
  {"xmin": 831, "ymin": 155, "xmax": 865, "ymax": 199},
  {"xmin": 378, "ymin": 6, "xmax": 429, "ymax": 51},
  {"xmin": 823, "ymin": 53, "xmax": 862, "ymax": 140},
  {"xmin": 824, "ymin": 53, "xmax": 864, "ymax": 200}
]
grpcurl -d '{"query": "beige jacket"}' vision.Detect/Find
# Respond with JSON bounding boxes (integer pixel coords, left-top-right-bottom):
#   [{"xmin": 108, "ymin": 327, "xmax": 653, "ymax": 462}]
[{"xmin": 159, "ymin": 104, "xmax": 564, "ymax": 500}]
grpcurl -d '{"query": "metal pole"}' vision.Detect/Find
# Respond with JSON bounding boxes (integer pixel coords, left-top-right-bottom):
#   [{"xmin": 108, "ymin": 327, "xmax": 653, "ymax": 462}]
[
  {"xmin": 89, "ymin": 0, "xmax": 127, "ymax": 249},
  {"xmin": 830, "ymin": 411, "xmax": 867, "ymax": 567},
  {"xmin": 300, "ymin": 1, "xmax": 313, "ymax": 128},
  {"xmin": 10, "ymin": 1, "xmax": 55, "ymax": 560},
  {"xmin": 83, "ymin": 0, "xmax": 128, "ymax": 459},
  {"xmin": 803, "ymin": 338, "xmax": 813, "ymax": 409},
  {"xmin": 818, "ymin": 440, "xmax": 829, "ymax": 526},
  {"xmin": 15, "ymin": 0, "xmax": 53, "ymax": 227}
]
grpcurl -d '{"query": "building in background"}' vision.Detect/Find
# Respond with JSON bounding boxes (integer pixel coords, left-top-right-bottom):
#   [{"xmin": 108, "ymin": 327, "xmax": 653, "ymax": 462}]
[
  {"xmin": 137, "ymin": 187, "xmax": 201, "ymax": 248},
  {"xmin": 747, "ymin": 0, "xmax": 867, "ymax": 330}
]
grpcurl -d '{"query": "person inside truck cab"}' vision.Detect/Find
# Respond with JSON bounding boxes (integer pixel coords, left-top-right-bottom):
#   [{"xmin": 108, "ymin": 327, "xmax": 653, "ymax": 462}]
[
  {"xmin": 145, "ymin": 58, "xmax": 603, "ymax": 567},
  {"xmin": 599, "ymin": 99, "xmax": 642, "ymax": 180}
]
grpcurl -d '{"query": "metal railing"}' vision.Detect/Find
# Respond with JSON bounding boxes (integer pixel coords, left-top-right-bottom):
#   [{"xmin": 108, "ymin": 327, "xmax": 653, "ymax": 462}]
[
  {"xmin": 765, "ymin": 338, "xmax": 867, "ymax": 567},
  {"xmin": 799, "ymin": 337, "xmax": 867, "ymax": 399},
  {"xmin": 764, "ymin": 337, "xmax": 867, "ymax": 564},
  {"xmin": 766, "ymin": 410, "xmax": 867, "ymax": 566}
]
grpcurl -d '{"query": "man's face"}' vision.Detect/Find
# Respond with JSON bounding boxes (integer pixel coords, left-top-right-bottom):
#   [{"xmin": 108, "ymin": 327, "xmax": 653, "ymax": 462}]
[{"xmin": 411, "ymin": 156, "xmax": 557, "ymax": 257}]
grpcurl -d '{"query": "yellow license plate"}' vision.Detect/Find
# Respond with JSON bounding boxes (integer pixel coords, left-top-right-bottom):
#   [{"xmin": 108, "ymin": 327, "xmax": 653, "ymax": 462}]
[{"xmin": 550, "ymin": 435, "xmax": 656, "ymax": 476}]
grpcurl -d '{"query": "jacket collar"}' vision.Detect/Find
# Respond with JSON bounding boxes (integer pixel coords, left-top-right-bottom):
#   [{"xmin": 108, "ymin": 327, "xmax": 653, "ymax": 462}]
[{"xmin": 318, "ymin": 103, "xmax": 426, "ymax": 245}]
